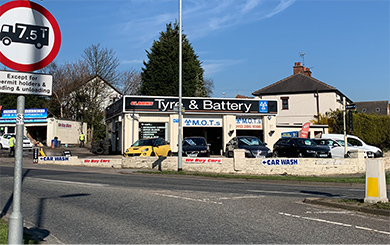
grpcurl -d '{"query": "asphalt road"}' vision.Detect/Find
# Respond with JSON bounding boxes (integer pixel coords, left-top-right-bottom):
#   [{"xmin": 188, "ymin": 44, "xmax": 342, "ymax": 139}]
[{"xmin": 1, "ymin": 153, "xmax": 389, "ymax": 244}]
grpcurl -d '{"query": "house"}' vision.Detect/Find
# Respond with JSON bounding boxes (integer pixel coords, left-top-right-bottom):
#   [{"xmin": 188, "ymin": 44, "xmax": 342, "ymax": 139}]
[
  {"xmin": 252, "ymin": 62, "xmax": 352, "ymax": 126},
  {"xmin": 77, "ymin": 75, "xmax": 122, "ymax": 112},
  {"xmin": 354, "ymin": 101, "xmax": 389, "ymax": 116}
]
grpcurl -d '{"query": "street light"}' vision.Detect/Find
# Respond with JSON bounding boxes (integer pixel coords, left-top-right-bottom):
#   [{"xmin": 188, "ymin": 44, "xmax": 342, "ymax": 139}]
[{"xmin": 178, "ymin": 0, "xmax": 183, "ymax": 171}]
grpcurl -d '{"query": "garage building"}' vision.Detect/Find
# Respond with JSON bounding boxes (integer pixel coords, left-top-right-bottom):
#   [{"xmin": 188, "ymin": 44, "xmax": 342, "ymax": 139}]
[{"xmin": 105, "ymin": 96, "xmax": 280, "ymax": 155}]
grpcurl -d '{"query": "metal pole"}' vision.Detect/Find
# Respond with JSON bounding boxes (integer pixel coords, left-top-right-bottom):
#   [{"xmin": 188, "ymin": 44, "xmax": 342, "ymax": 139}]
[
  {"xmin": 178, "ymin": 0, "xmax": 183, "ymax": 171},
  {"xmin": 8, "ymin": 95, "xmax": 25, "ymax": 244},
  {"xmin": 343, "ymin": 97, "xmax": 348, "ymax": 157}
]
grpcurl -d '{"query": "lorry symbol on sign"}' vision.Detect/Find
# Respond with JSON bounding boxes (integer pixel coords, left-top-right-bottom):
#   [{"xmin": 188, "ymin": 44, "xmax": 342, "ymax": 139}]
[{"xmin": 0, "ymin": 23, "xmax": 49, "ymax": 49}]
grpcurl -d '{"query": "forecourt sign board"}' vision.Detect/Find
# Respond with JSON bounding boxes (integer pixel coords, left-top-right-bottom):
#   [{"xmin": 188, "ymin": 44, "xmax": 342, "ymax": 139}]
[
  {"xmin": 0, "ymin": 0, "xmax": 61, "ymax": 72},
  {"xmin": 0, "ymin": 70, "xmax": 52, "ymax": 96}
]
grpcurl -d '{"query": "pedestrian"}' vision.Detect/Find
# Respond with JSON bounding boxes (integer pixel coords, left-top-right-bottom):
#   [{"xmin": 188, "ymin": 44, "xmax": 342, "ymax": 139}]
[
  {"xmin": 9, "ymin": 135, "xmax": 15, "ymax": 157},
  {"xmin": 79, "ymin": 132, "xmax": 85, "ymax": 147}
]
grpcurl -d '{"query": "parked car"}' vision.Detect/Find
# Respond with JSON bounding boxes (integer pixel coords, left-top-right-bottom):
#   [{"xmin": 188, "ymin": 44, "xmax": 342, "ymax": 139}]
[
  {"xmin": 182, "ymin": 136, "xmax": 210, "ymax": 157},
  {"xmin": 312, "ymin": 138, "xmax": 360, "ymax": 158},
  {"xmin": 124, "ymin": 138, "xmax": 172, "ymax": 157},
  {"xmin": 0, "ymin": 134, "xmax": 33, "ymax": 150},
  {"xmin": 273, "ymin": 137, "xmax": 331, "ymax": 158},
  {"xmin": 321, "ymin": 134, "xmax": 382, "ymax": 158},
  {"xmin": 225, "ymin": 136, "xmax": 272, "ymax": 158}
]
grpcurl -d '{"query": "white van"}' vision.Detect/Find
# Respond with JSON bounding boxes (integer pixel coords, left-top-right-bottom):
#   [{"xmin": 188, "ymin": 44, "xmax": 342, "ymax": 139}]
[{"xmin": 320, "ymin": 134, "xmax": 383, "ymax": 158}]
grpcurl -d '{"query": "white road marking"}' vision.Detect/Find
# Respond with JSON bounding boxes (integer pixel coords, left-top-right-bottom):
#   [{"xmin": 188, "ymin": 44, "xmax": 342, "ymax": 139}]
[
  {"xmin": 247, "ymin": 190, "xmax": 320, "ymax": 196},
  {"xmin": 154, "ymin": 193, "xmax": 223, "ymax": 205},
  {"xmin": 28, "ymin": 177, "xmax": 109, "ymax": 187},
  {"xmin": 306, "ymin": 211, "xmax": 353, "ymax": 214},
  {"xmin": 217, "ymin": 195, "xmax": 265, "ymax": 200},
  {"xmin": 279, "ymin": 212, "xmax": 390, "ymax": 235}
]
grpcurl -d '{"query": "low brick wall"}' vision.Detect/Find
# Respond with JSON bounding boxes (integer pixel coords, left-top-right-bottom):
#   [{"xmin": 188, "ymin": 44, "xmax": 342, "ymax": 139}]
[
  {"xmin": 37, "ymin": 150, "xmax": 390, "ymax": 176},
  {"xmin": 38, "ymin": 156, "xmax": 122, "ymax": 168},
  {"xmin": 121, "ymin": 156, "xmax": 368, "ymax": 176}
]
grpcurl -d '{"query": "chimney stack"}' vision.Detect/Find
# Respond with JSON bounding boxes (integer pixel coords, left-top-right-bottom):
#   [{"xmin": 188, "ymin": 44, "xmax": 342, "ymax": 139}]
[{"xmin": 293, "ymin": 62, "xmax": 311, "ymax": 77}]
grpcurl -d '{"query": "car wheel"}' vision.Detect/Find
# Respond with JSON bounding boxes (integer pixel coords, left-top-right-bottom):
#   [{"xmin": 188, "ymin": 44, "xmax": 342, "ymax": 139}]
[
  {"xmin": 150, "ymin": 151, "xmax": 155, "ymax": 156},
  {"xmin": 167, "ymin": 151, "xmax": 172, "ymax": 156},
  {"xmin": 272, "ymin": 151, "xmax": 279, "ymax": 157},
  {"xmin": 297, "ymin": 152, "xmax": 304, "ymax": 158}
]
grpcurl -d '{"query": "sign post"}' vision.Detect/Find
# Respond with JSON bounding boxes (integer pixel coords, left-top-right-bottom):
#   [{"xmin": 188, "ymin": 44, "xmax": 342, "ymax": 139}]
[{"xmin": 0, "ymin": 1, "xmax": 60, "ymax": 243}]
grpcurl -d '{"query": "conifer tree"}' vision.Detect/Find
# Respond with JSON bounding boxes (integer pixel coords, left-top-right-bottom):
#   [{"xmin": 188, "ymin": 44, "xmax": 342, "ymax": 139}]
[{"xmin": 140, "ymin": 22, "xmax": 209, "ymax": 97}]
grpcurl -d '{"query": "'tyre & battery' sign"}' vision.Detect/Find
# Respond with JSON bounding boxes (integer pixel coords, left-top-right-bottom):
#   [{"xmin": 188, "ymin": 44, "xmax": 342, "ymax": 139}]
[
  {"xmin": 0, "ymin": 70, "xmax": 52, "ymax": 95},
  {"xmin": 114, "ymin": 96, "xmax": 278, "ymax": 116}
]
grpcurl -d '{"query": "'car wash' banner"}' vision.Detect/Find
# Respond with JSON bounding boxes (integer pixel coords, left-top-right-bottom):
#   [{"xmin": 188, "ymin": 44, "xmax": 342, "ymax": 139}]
[{"xmin": 121, "ymin": 96, "xmax": 277, "ymax": 115}]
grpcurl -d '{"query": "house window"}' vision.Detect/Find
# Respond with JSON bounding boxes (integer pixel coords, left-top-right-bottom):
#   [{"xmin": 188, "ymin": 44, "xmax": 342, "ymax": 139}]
[{"xmin": 281, "ymin": 97, "xmax": 289, "ymax": 110}]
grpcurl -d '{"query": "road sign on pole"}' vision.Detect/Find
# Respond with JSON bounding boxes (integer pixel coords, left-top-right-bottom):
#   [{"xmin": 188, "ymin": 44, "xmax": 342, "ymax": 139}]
[
  {"xmin": 0, "ymin": 1, "xmax": 60, "ymax": 244},
  {"xmin": 0, "ymin": 70, "xmax": 52, "ymax": 95},
  {"xmin": 0, "ymin": 0, "xmax": 61, "ymax": 72}
]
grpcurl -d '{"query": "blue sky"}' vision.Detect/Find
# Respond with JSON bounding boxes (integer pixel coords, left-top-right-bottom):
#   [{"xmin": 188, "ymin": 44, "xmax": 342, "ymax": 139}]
[{"xmin": 27, "ymin": 0, "xmax": 390, "ymax": 102}]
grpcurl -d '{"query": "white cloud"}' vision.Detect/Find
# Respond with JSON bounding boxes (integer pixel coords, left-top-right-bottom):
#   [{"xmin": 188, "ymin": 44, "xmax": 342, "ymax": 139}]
[
  {"xmin": 202, "ymin": 59, "xmax": 245, "ymax": 77},
  {"xmin": 118, "ymin": 0, "xmax": 295, "ymax": 44}
]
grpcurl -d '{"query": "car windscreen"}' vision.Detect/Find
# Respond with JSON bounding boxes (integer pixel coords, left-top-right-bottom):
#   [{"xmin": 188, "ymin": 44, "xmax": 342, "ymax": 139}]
[
  {"xmin": 336, "ymin": 140, "xmax": 352, "ymax": 147},
  {"xmin": 183, "ymin": 138, "xmax": 206, "ymax": 146},
  {"xmin": 297, "ymin": 139, "xmax": 316, "ymax": 146},
  {"xmin": 238, "ymin": 137, "xmax": 264, "ymax": 146},
  {"xmin": 132, "ymin": 138, "xmax": 155, "ymax": 147}
]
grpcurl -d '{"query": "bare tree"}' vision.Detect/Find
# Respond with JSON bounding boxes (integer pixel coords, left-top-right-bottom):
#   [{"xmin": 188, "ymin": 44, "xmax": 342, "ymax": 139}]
[
  {"xmin": 119, "ymin": 69, "xmax": 142, "ymax": 95},
  {"xmin": 204, "ymin": 77, "xmax": 215, "ymax": 97},
  {"xmin": 82, "ymin": 43, "xmax": 120, "ymax": 85},
  {"xmin": 42, "ymin": 60, "xmax": 89, "ymax": 118}
]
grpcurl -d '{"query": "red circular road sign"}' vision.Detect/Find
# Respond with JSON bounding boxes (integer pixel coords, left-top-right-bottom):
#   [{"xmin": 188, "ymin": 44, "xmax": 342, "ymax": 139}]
[{"xmin": 0, "ymin": 1, "xmax": 61, "ymax": 71}]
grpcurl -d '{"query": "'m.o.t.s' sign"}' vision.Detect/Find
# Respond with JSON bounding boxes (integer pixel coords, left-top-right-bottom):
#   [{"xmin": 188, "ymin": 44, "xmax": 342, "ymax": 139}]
[{"xmin": 0, "ymin": 1, "xmax": 61, "ymax": 72}]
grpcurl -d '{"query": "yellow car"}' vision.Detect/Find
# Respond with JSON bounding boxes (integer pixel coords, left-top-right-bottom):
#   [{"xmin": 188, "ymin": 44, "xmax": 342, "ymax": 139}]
[{"xmin": 124, "ymin": 138, "xmax": 172, "ymax": 157}]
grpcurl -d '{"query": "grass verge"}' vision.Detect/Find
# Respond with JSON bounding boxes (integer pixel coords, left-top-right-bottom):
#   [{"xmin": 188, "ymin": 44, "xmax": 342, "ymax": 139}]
[
  {"xmin": 0, "ymin": 219, "xmax": 38, "ymax": 244},
  {"xmin": 339, "ymin": 199, "xmax": 390, "ymax": 210}
]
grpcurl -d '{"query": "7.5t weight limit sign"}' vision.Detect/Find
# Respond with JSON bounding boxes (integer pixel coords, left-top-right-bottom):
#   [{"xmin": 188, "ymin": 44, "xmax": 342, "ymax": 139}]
[{"xmin": 0, "ymin": 1, "xmax": 61, "ymax": 72}]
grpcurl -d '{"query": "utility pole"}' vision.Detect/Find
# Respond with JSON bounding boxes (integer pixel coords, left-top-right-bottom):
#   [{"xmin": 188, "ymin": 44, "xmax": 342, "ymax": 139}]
[
  {"xmin": 343, "ymin": 97, "xmax": 348, "ymax": 157},
  {"xmin": 178, "ymin": 0, "xmax": 183, "ymax": 171},
  {"xmin": 8, "ymin": 95, "xmax": 25, "ymax": 244}
]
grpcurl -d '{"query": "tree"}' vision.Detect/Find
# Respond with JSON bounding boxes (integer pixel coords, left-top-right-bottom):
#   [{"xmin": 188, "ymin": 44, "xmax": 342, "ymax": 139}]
[
  {"xmin": 43, "ymin": 60, "xmax": 90, "ymax": 118},
  {"xmin": 119, "ymin": 69, "xmax": 142, "ymax": 95},
  {"xmin": 140, "ymin": 22, "xmax": 211, "ymax": 97},
  {"xmin": 0, "ymin": 93, "xmax": 48, "ymax": 110},
  {"xmin": 204, "ymin": 77, "xmax": 215, "ymax": 97},
  {"xmin": 82, "ymin": 43, "xmax": 120, "ymax": 86},
  {"xmin": 312, "ymin": 109, "xmax": 390, "ymax": 150},
  {"xmin": 311, "ymin": 109, "xmax": 343, "ymax": 134}
]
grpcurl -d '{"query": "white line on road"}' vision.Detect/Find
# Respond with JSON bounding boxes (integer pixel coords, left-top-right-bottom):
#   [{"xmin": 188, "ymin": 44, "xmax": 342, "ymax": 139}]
[
  {"xmin": 153, "ymin": 193, "xmax": 223, "ymax": 204},
  {"xmin": 217, "ymin": 195, "xmax": 265, "ymax": 200},
  {"xmin": 279, "ymin": 212, "xmax": 390, "ymax": 235},
  {"xmin": 247, "ymin": 190, "xmax": 327, "ymax": 196},
  {"xmin": 306, "ymin": 211, "xmax": 353, "ymax": 214},
  {"xmin": 27, "ymin": 177, "xmax": 109, "ymax": 187}
]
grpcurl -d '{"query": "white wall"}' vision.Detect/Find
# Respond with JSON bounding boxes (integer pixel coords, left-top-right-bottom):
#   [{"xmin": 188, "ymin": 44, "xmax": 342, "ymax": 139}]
[
  {"xmin": 47, "ymin": 118, "xmax": 87, "ymax": 146},
  {"xmin": 258, "ymin": 92, "xmax": 343, "ymax": 125}
]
